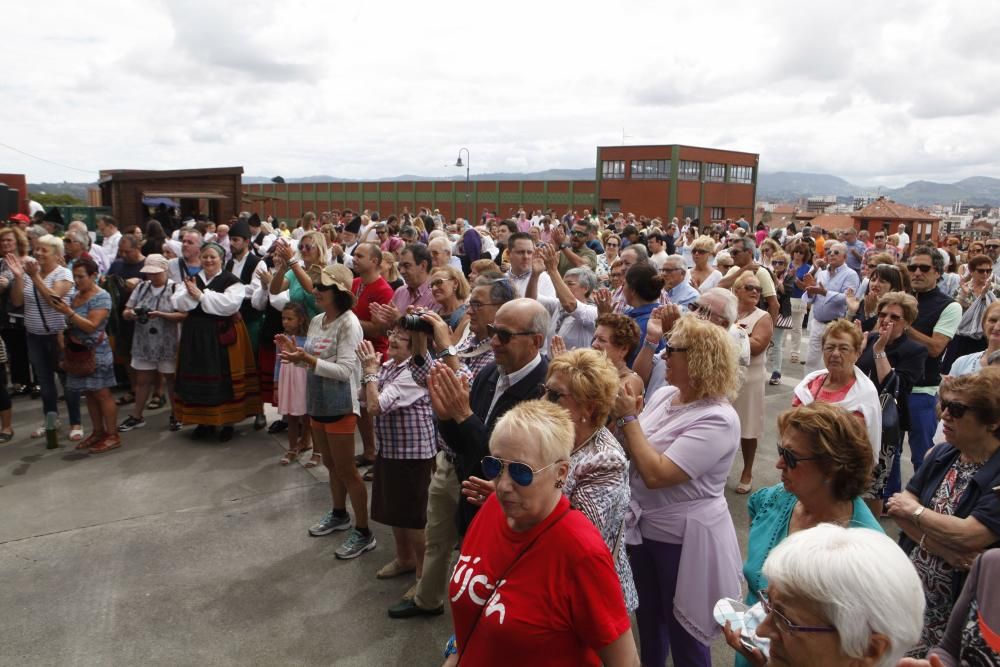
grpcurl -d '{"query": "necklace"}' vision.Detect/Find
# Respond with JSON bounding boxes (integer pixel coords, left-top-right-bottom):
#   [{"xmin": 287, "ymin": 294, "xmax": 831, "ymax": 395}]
[{"xmin": 570, "ymin": 428, "xmax": 601, "ymax": 456}]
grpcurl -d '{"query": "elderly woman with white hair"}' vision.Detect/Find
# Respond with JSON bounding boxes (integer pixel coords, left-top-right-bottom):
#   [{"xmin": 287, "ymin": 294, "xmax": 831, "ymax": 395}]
[
  {"xmin": 727, "ymin": 523, "xmax": 925, "ymax": 667},
  {"xmin": 445, "ymin": 399, "xmax": 638, "ymax": 666},
  {"xmin": 526, "ymin": 244, "xmax": 600, "ymax": 352}
]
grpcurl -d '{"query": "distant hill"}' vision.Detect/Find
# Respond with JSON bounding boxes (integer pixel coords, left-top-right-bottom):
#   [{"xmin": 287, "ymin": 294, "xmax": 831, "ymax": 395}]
[
  {"xmin": 27, "ymin": 181, "xmax": 94, "ymax": 202},
  {"xmin": 244, "ymin": 168, "xmax": 595, "ymax": 184},
  {"xmin": 756, "ymin": 172, "xmax": 858, "ymax": 200}
]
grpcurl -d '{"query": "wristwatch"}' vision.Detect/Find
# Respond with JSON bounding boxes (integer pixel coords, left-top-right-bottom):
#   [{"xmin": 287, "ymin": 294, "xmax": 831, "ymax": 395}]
[
  {"xmin": 435, "ymin": 345, "xmax": 458, "ymax": 360},
  {"xmin": 616, "ymin": 415, "xmax": 638, "ymax": 428},
  {"xmin": 873, "ymin": 352, "xmax": 887, "ymax": 360},
  {"xmin": 912, "ymin": 505, "xmax": 925, "ymax": 526}
]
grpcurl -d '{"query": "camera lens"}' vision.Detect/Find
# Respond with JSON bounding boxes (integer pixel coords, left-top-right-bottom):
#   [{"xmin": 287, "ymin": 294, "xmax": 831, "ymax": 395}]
[{"xmin": 398, "ymin": 314, "xmax": 434, "ymax": 334}]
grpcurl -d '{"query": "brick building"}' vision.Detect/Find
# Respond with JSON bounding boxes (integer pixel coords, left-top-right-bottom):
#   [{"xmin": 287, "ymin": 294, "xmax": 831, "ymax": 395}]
[
  {"xmin": 596, "ymin": 144, "xmax": 759, "ymax": 223},
  {"xmin": 852, "ymin": 197, "xmax": 940, "ymax": 253}
]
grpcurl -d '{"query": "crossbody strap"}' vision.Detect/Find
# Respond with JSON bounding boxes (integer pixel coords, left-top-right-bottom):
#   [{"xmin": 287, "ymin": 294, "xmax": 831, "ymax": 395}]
[
  {"xmin": 457, "ymin": 507, "xmax": 572, "ymax": 664},
  {"xmin": 32, "ymin": 284, "xmax": 51, "ymax": 333}
]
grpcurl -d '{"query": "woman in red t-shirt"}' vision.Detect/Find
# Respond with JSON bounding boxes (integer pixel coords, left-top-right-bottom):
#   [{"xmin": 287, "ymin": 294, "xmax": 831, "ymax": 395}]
[{"xmin": 444, "ymin": 400, "xmax": 638, "ymax": 667}]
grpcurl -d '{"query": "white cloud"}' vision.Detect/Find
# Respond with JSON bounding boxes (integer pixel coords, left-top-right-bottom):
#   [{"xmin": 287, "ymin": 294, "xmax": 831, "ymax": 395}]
[{"xmin": 3, "ymin": 0, "xmax": 999, "ymax": 189}]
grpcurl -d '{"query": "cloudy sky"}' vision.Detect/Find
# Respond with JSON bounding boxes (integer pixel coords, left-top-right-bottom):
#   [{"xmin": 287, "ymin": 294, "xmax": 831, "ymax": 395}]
[{"xmin": 4, "ymin": 0, "xmax": 999, "ymax": 186}]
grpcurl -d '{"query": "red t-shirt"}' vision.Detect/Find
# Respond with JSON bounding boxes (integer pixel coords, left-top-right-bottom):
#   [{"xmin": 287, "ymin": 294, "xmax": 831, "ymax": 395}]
[
  {"xmin": 351, "ymin": 276, "xmax": 394, "ymax": 354},
  {"xmin": 449, "ymin": 495, "xmax": 630, "ymax": 666}
]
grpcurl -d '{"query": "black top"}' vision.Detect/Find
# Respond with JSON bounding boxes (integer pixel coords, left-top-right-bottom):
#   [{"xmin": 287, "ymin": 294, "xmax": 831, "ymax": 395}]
[{"xmin": 856, "ymin": 333, "xmax": 927, "ymax": 430}]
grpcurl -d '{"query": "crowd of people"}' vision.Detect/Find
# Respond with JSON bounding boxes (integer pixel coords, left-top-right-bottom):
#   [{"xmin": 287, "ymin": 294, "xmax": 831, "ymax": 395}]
[{"xmin": 2, "ymin": 205, "xmax": 999, "ymax": 665}]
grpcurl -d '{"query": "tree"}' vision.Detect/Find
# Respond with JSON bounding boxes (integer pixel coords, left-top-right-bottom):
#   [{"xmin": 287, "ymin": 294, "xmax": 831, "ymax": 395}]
[
  {"xmin": 271, "ymin": 176, "xmax": 285, "ymax": 184},
  {"xmin": 30, "ymin": 192, "xmax": 85, "ymax": 207}
]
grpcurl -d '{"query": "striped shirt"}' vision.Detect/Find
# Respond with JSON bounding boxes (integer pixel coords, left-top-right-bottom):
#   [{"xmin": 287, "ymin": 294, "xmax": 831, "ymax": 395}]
[
  {"xmin": 372, "ymin": 359, "xmax": 437, "ymax": 460},
  {"xmin": 22, "ymin": 266, "xmax": 72, "ymax": 334}
]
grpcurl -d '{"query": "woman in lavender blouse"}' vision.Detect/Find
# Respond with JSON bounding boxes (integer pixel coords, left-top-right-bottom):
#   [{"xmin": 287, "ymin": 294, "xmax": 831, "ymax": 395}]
[{"xmin": 614, "ymin": 315, "xmax": 744, "ymax": 667}]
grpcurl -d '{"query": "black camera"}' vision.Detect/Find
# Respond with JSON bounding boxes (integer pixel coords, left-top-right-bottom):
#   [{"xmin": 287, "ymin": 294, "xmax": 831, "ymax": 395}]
[
  {"xmin": 398, "ymin": 314, "xmax": 434, "ymax": 334},
  {"xmin": 133, "ymin": 307, "xmax": 150, "ymax": 324}
]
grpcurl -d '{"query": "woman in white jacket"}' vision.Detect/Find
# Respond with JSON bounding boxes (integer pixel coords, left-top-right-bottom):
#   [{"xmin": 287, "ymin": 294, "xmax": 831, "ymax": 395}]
[{"xmin": 791, "ymin": 319, "xmax": 882, "ymax": 495}]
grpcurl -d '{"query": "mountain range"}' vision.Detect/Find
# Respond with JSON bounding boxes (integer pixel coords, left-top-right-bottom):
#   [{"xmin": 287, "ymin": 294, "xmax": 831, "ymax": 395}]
[{"xmin": 29, "ymin": 172, "xmax": 1000, "ymax": 207}]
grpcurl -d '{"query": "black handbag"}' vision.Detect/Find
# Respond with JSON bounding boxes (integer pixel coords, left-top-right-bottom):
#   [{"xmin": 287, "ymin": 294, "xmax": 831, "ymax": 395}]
[{"xmin": 871, "ymin": 373, "xmax": 901, "ymax": 496}]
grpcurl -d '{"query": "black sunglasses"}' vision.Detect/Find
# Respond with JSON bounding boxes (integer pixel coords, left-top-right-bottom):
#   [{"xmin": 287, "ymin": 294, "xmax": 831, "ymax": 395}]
[
  {"xmin": 487, "ymin": 324, "xmax": 535, "ymax": 344},
  {"xmin": 662, "ymin": 342, "xmax": 687, "ymax": 356},
  {"xmin": 908, "ymin": 263, "xmax": 934, "ymax": 274},
  {"xmin": 777, "ymin": 444, "xmax": 822, "ymax": 469},
  {"xmin": 938, "ymin": 399, "xmax": 970, "ymax": 419},
  {"xmin": 482, "ymin": 455, "xmax": 559, "ymax": 486}
]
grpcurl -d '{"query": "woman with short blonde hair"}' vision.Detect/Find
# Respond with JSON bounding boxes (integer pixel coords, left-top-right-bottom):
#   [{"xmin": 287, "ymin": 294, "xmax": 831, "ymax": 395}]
[{"xmin": 689, "ymin": 235, "xmax": 722, "ymax": 292}]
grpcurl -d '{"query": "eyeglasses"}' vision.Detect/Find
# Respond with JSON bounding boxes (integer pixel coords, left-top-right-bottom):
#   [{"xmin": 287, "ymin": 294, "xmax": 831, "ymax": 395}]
[
  {"xmin": 827, "ymin": 250, "xmax": 844, "ymax": 256},
  {"xmin": 482, "ymin": 455, "xmax": 560, "ymax": 486},
  {"xmin": 986, "ymin": 244, "xmax": 1000, "ymax": 250},
  {"xmin": 973, "ymin": 268, "xmax": 992, "ymax": 275},
  {"xmin": 908, "ymin": 263, "xmax": 934, "ymax": 273},
  {"xmin": 691, "ymin": 248, "xmax": 709, "ymax": 255},
  {"xmin": 542, "ymin": 385, "xmax": 566, "ymax": 403},
  {"xmin": 662, "ymin": 342, "xmax": 687, "ymax": 356},
  {"xmin": 777, "ymin": 444, "xmax": 823, "ymax": 469},
  {"xmin": 605, "ymin": 242, "xmax": 620, "ymax": 248},
  {"xmin": 877, "ymin": 311, "xmax": 903, "ymax": 322},
  {"xmin": 822, "ymin": 344, "xmax": 856, "ymax": 354},
  {"xmin": 717, "ymin": 262, "xmax": 734, "ymax": 269},
  {"xmin": 430, "ymin": 278, "xmax": 451, "ymax": 288},
  {"xmin": 866, "ymin": 263, "xmax": 878, "ymax": 269},
  {"xmin": 299, "ymin": 245, "xmax": 315, "ymax": 251},
  {"xmin": 772, "ymin": 261, "xmax": 787, "ymax": 266},
  {"xmin": 938, "ymin": 399, "xmax": 971, "ymax": 419},
  {"xmin": 571, "ymin": 230, "xmax": 588, "ymax": 238},
  {"xmin": 758, "ymin": 590, "xmax": 837, "ymax": 634},
  {"xmin": 468, "ymin": 300, "xmax": 498, "ymax": 311},
  {"xmin": 487, "ymin": 324, "xmax": 535, "ymax": 344},
  {"xmin": 742, "ymin": 285, "xmax": 762, "ymax": 293}
]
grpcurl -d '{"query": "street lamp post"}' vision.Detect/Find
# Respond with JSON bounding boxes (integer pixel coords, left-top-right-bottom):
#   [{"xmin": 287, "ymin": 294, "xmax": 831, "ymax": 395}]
[{"xmin": 455, "ymin": 148, "xmax": 470, "ymax": 222}]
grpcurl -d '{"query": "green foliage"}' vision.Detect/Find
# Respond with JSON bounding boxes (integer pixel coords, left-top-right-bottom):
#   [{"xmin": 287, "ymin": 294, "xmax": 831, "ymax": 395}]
[{"xmin": 30, "ymin": 191, "xmax": 85, "ymax": 206}]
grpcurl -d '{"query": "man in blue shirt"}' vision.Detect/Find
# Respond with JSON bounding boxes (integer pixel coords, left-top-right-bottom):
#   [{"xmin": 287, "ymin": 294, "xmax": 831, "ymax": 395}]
[
  {"xmin": 659, "ymin": 255, "xmax": 699, "ymax": 308},
  {"xmin": 843, "ymin": 227, "xmax": 866, "ymax": 275},
  {"xmin": 803, "ymin": 242, "xmax": 859, "ymax": 372}
]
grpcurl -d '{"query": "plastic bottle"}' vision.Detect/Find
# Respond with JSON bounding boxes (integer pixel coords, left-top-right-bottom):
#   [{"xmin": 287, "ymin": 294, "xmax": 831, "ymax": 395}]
[{"xmin": 45, "ymin": 411, "xmax": 59, "ymax": 449}]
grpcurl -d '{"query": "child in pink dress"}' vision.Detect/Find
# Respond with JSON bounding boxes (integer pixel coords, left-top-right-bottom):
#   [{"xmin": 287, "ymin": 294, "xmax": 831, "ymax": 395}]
[{"xmin": 275, "ymin": 303, "xmax": 312, "ymax": 465}]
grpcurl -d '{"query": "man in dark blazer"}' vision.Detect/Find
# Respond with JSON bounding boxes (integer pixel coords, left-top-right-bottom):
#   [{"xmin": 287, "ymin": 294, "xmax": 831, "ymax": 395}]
[{"xmin": 428, "ymin": 298, "xmax": 550, "ymax": 536}]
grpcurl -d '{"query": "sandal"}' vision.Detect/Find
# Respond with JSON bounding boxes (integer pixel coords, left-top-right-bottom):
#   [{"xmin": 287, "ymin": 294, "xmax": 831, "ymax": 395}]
[
  {"xmin": 115, "ymin": 393, "xmax": 135, "ymax": 406},
  {"xmin": 303, "ymin": 453, "xmax": 322, "ymax": 468},
  {"xmin": 735, "ymin": 480, "xmax": 753, "ymax": 495},
  {"xmin": 69, "ymin": 427, "xmax": 85, "ymax": 442},
  {"xmin": 363, "ymin": 468, "xmax": 375, "ymax": 482},
  {"xmin": 0, "ymin": 431, "xmax": 13, "ymax": 443},
  {"xmin": 280, "ymin": 448, "xmax": 304, "ymax": 466},
  {"xmin": 76, "ymin": 432, "xmax": 105, "ymax": 450},
  {"xmin": 146, "ymin": 395, "xmax": 166, "ymax": 410}
]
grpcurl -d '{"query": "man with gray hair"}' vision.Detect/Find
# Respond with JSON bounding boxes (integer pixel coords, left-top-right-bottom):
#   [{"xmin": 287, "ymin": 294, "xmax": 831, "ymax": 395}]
[
  {"xmin": 716, "ymin": 236, "xmax": 778, "ymax": 320},
  {"xmin": 659, "ymin": 254, "xmax": 699, "ymax": 308},
  {"xmin": 803, "ymin": 241, "xmax": 859, "ymax": 372}
]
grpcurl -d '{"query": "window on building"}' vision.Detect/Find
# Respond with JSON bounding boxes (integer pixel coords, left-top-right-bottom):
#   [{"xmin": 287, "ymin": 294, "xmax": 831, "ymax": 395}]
[
  {"xmin": 710, "ymin": 207, "xmax": 725, "ymax": 221},
  {"xmin": 705, "ymin": 163, "xmax": 726, "ymax": 182},
  {"xmin": 630, "ymin": 159, "xmax": 670, "ymax": 180},
  {"xmin": 602, "ymin": 160, "xmax": 625, "ymax": 179},
  {"xmin": 678, "ymin": 160, "xmax": 701, "ymax": 181},
  {"xmin": 729, "ymin": 165, "xmax": 753, "ymax": 184}
]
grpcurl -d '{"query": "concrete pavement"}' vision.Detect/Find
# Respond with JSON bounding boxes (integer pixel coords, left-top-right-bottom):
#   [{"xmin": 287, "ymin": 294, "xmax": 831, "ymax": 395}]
[{"xmin": 0, "ymin": 357, "xmax": 904, "ymax": 666}]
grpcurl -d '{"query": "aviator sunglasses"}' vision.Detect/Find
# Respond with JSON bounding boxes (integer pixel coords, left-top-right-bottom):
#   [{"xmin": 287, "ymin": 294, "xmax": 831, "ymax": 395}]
[{"xmin": 482, "ymin": 455, "xmax": 559, "ymax": 486}]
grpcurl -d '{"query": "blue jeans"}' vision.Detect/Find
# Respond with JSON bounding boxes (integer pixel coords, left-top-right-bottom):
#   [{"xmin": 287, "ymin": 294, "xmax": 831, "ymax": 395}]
[
  {"xmin": 26, "ymin": 333, "xmax": 81, "ymax": 426},
  {"xmin": 887, "ymin": 392, "xmax": 938, "ymax": 497}
]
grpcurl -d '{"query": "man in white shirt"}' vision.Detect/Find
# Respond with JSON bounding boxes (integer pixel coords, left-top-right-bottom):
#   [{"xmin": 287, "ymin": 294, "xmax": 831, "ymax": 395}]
[
  {"xmin": 428, "ymin": 235, "xmax": 464, "ymax": 272},
  {"xmin": 504, "ymin": 233, "xmax": 554, "ymax": 299},
  {"xmin": 647, "ymin": 231, "xmax": 669, "ymax": 270},
  {"xmin": 97, "ymin": 215, "xmax": 122, "ymax": 262},
  {"xmin": 897, "ymin": 224, "xmax": 910, "ymax": 258}
]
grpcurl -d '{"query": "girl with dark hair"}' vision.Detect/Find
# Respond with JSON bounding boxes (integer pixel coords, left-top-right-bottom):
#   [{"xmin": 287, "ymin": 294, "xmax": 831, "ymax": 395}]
[{"xmin": 141, "ymin": 219, "xmax": 167, "ymax": 256}]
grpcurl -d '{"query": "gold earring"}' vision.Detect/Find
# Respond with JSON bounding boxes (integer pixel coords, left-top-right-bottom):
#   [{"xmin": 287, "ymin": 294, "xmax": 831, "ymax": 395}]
[{"xmin": 554, "ymin": 479, "xmax": 564, "ymax": 489}]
